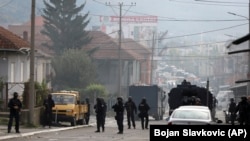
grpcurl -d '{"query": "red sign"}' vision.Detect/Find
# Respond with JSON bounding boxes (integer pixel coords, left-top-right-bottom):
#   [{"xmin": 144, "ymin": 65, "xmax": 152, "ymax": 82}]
[{"xmin": 100, "ymin": 16, "xmax": 158, "ymax": 23}]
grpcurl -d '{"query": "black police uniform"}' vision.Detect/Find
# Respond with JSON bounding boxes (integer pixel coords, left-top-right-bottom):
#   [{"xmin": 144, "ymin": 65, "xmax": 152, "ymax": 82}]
[
  {"xmin": 112, "ymin": 97, "xmax": 124, "ymax": 134},
  {"xmin": 8, "ymin": 92, "xmax": 22, "ymax": 133},
  {"xmin": 94, "ymin": 98, "xmax": 106, "ymax": 132},
  {"xmin": 228, "ymin": 98, "xmax": 236, "ymax": 125},
  {"xmin": 124, "ymin": 97, "xmax": 137, "ymax": 129},
  {"xmin": 85, "ymin": 98, "xmax": 90, "ymax": 125},
  {"xmin": 138, "ymin": 98, "xmax": 150, "ymax": 129},
  {"xmin": 43, "ymin": 94, "xmax": 55, "ymax": 128}
]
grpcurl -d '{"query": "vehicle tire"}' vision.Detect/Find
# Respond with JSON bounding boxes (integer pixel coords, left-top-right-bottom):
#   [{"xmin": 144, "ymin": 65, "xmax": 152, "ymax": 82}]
[{"xmin": 71, "ymin": 117, "xmax": 76, "ymax": 126}]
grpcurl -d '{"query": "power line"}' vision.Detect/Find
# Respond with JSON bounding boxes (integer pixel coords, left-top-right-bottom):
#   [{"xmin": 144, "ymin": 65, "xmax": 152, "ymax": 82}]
[
  {"xmin": 194, "ymin": 0, "xmax": 248, "ymax": 4},
  {"xmin": 0, "ymin": 0, "xmax": 14, "ymax": 8},
  {"xmin": 88, "ymin": 12, "xmax": 247, "ymax": 22},
  {"xmin": 158, "ymin": 18, "xmax": 247, "ymax": 22},
  {"xmin": 91, "ymin": 0, "xmax": 247, "ymax": 22},
  {"xmin": 35, "ymin": 23, "xmax": 247, "ymax": 47},
  {"xmin": 170, "ymin": 0, "xmax": 248, "ymax": 7},
  {"xmin": 105, "ymin": 1, "xmax": 136, "ymax": 96},
  {"xmin": 86, "ymin": 39, "xmax": 228, "ymax": 50},
  {"xmin": 159, "ymin": 23, "xmax": 248, "ymax": 40}
]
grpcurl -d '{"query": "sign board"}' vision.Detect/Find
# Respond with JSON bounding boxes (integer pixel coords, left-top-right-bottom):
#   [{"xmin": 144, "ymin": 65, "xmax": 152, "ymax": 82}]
[{"xmin": 100, "ymin": 16, "xmax": 158, "ymax": 23}]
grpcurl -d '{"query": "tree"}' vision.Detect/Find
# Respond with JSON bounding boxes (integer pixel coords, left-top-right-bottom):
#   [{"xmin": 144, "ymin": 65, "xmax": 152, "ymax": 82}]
[
  {"xmin": 84, "ymin": 83, "xmax": 108, "ymax": 104},
  {"xmin": 41, "ymin": 0, "xmax": 91, "ymax": 54},
  {"xmin": 52, "ymin": 49, "xmax": 96, "ymax": 90}
]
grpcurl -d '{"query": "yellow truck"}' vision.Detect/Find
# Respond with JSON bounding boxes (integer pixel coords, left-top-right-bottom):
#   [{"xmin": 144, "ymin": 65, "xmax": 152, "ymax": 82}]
[{"xmin": 51, "ymin": 90, "xmax": 88, "ymax": 126}]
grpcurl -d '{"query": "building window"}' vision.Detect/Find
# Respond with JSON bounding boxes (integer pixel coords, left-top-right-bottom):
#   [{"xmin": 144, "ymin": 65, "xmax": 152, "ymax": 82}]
[
  {"xmin": 10, "ymin": 63, "xmax": 15, "ymax": 82},
  {"xmin": 21, "ymin": 62, "xmax": 24, "ymax": 82}
]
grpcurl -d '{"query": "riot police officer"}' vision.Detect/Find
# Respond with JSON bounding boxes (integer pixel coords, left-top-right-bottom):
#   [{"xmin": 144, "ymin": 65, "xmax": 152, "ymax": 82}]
[
  {"xmin": 138, "ymin": 97, "xmax": 150, "ymax": 130},
  {"xmin": 94, "ymin": 98, "xmax": 106, "ymax": 132},
  {"xmin": 112, "ymin": 97, "xmax": 124, "ymax": 134},
  {"xmin": 124, "ymin": 96, "xmax": 137, "ymax": 129},
  {"xmin": 43, "ymin": 94, "xmax": 55, "ymax": 128},
  {"xmin": 7, "ymin": 92, "xmax": 22, "ymax": 133},
  {"xmin": 235, "ymin": 97, "xmax": 248, "ymax": 125},
  {"xmin": 85, "ymin": 98, "xmax": 90, "ymax": 125},
  {"xmin": 228, "ymin": 98, "xmax": 236, "ymax": 125}
]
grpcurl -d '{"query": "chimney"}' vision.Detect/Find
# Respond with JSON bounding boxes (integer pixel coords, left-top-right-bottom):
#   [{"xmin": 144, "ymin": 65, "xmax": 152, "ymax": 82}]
[{"xmin": 23, "ymin": 31, "xmax": 28, "ymax": 41}]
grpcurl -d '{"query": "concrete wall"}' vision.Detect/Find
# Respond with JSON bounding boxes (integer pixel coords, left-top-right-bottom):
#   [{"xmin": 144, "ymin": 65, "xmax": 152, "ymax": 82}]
[{"xmin": 21, "ymin": 107, "xmax": 43, "ymax": 126}]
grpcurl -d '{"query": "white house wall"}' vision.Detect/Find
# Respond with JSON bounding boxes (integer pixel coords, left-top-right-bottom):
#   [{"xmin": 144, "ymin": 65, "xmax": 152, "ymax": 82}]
[
  {"xmin": 35, "ymin": 59, "xmax": 44, "ymax": 83},
  {"xmin": 8, "ymin": 54, "xmax": 30, "ymax": 83},
  {"xmin": 5, "ymin": 53, "xmax": 51, "ymax": 99},
  {"xmin": 7, "ymin": 54, "xmax": 29, "ymax": 98},
  {"xmin": 131, "ymin": 60, "xmax": 140, "ymax": 84},
  {"xmin": 35, "ymin": 58, "xmax": 51, "ymax": 85}
]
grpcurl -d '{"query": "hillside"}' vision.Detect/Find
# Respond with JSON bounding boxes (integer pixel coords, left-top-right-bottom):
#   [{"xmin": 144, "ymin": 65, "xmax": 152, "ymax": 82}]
[
  {"xmin": 0, "ymin": 0, "xmax": 45, "ymax": 26},
  {"xmin": 0, "ymin": 0, "xmax": 103, "ymax": 29}
]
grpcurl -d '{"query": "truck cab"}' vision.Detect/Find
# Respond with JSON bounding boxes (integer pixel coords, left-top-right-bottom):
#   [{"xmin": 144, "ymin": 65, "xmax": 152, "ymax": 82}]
[{"xmin": 51, "ymin": 90, "xmax": 88, "ymax": 126}]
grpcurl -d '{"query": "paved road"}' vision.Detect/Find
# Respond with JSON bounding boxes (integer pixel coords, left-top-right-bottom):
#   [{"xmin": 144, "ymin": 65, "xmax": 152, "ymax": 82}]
[
  {"xmin": 0, "ymin": 110, "xmax": 228, "ymax": 141},
  {"xmin": 1, "ymin": 117, "xmax": 166, "ymax": 141}
]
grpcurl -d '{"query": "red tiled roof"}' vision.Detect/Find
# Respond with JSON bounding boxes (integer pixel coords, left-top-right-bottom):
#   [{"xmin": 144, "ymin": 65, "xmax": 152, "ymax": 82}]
[
  {"xmin": 84, "ymin": 31, "xmax": 142, "ymax": 60},
  {"xmin": 123, "ymin": 38, "xmax": 151, "ymax": 60},
  {"xmin": 0, "ymin": 26, "xmax": 30, "ymax": 49},
  {"xmin": 23, "ymin": 16, "xmax": 44, "ymax": 26}
]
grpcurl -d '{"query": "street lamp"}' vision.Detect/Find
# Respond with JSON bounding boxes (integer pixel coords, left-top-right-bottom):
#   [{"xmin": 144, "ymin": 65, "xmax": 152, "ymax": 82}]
[
  {"xmin": 227, "ymin": 12, "xmax": 249, "ymax": 20},
  {"xmin": 224, "ymin": 34, "xmax": 238, "ymax": 39}
]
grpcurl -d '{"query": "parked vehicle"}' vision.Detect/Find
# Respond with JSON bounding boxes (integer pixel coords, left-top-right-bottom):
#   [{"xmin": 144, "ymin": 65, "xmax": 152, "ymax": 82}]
[
  {"xmin": 128, "ymin": 85, "xmax": 167, "ymax": 120},
  {"xmin": 166, "ymin": 105, "xmax": 214, "ymax": 125},
  {"xmin": 168, "ymin": 80, "xmax": 216, "ymax": 119},
  {"xmin": 51, "ymin": 90, "xmax": 88, "ymax": 126}
]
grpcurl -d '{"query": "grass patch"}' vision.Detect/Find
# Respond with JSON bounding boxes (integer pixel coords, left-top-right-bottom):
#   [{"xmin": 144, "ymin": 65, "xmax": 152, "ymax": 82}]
[
  {"xmin": 23, "ymin": 123, "xmax": 38, "ymax": 128},
  {"xmin": 0, "ymin": 117, "xmax": 8, "ymax": 125}
]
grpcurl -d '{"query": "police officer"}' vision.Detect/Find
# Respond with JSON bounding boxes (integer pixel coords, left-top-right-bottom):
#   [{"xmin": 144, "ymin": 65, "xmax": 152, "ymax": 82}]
[
  {"xmin": 100, "ymin": 98, "xmax": 107, "ymax": 131},
  {"xmin": 228, "ymin": 98, "xmax": 236, "ymax": 125},
  {"xmin": 85, "ymin": 98, "xmax": 90, "ymax": 125},
  {"xmin": 94, "ymin": 98, "xmax": 106, "ymax": 132},
  {"xmin": 8, "ymin": 92, "xmax": 22, "ymax": 133},
  {"xmin": 112, "ymin": 97, "xmax": 124, "ymax": 134},
  {"xmin": 43, "ymin": 94, "xmax": 55, "ymax": 128},
  {"xmin": 138, "ymin": 97, "xmax": 150, "ymax": 130},
  {"xmin": 235, "ymin": 97, "xmax": 248, "ymax": 125},
  {"xmin": 124, "ymin": 96, "xmax": 137, "ymax": 129}
]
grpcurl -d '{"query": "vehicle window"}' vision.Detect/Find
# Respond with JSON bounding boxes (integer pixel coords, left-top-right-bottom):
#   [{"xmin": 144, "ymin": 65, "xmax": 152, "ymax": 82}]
[
  {"xmin": 52, "ymin": 94, "xmax": 75, "ymax": 104},
  {"xmin": 172, "ymin": 110, "xmax": 209, "ymax": 120}
]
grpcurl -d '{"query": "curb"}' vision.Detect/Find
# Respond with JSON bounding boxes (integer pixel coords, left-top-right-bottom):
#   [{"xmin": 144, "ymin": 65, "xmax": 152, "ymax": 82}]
[{"xmin": 0, "ymin": 124, "xmax": 94, "ymax": 140}]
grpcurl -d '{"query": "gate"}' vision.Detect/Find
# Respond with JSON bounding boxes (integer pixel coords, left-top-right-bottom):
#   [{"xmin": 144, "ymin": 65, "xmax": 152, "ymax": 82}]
[{"xmin": 0, "ymin": 82, "xmax": 24, "ymax": 111}]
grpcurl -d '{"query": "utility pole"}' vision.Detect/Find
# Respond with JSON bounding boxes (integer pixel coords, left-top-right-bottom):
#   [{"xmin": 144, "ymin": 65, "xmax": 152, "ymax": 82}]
[
  {"xmin": 29, "ymin": 0, "xmax": 35, "ymax": 125},
  {"xmin": 206, "ymin": 78, "xmax": 209, "ymax": 106},
  {"xmin": 106, "ymin": 2, "xmax": 135, "ymax": 97},
  {"xmin": 150, "ymin": 32, "xmax": 155, "ymax": 85},
  {"xmin": 118, "ymin": 3, "xmax": 122, "ymax": 97},
  {"xmin": 247, "ymin": 2, "xmax": 250, "ymax": 96}
]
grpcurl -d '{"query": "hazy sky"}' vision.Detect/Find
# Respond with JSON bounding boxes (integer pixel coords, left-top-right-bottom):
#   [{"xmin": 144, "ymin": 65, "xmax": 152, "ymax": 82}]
[
  {"xmin": 83, "ymin": 0, "xmax": 249, "ymax": 41},
  {"xmin": 0, "ymin": 0, "xmax": 248, "ymax": 42}
]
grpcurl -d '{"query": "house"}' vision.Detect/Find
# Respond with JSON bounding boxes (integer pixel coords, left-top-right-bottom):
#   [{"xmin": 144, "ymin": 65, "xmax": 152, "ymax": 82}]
[
  {"xmin": 8, "ymin": 16, "xmax": 152, "ymax": 98},
  {"xmin": 84, "ymin": 31, "xmax": 152, "ymax": 97},
  {"xmin": 0, "ymin": 26, "xmax": 52, "ymax": 109}
]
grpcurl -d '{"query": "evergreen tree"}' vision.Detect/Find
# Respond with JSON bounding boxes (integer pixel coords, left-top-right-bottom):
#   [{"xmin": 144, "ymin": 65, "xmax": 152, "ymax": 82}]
[{"xmin": 41, "ymin": 0, "xmax": 91, "ymax": 54}]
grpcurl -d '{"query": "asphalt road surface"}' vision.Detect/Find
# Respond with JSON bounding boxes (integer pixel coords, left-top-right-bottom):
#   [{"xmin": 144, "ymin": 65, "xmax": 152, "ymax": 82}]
[{"xmin": 4, "ymin": 118, "xmax": 165, "ymax": 141}]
